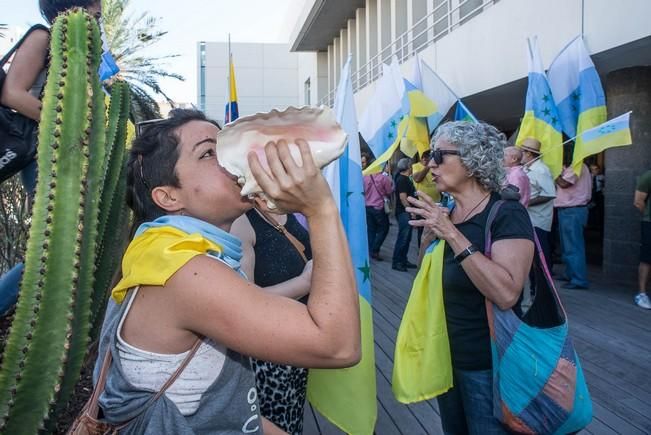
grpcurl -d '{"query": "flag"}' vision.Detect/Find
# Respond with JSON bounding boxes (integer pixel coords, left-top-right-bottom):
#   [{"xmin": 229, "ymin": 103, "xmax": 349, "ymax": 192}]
[
  {"xmin": 224, "ymin": 54, "xmax": 239, "ymax": 123},
  {"xmin": 402, "ymin": 55, "xmax": 438, "ymax": 157},
  {"xmin": 547, "ymin": 36, "xmax": 607, "ymax": 175},
  {"xmin": 98, "ymin": 20, "xmax": 119, "ymax": 82},
  {"xmin": 312, "ymin": 54, "xmax": 377, "ymax": 435},
  {"xmin": 420, "ymin": 60, "xmax": 457, "ymax": 134},
  {"xmin": 572, "ymin": 112, "xmax": 632, "ymax": 167},
  {"xmin": 359, "ymin": 57, "xmax": 406, "ymax": 174},
  {"xmin": 454, "ymin": 100, "xmax": 478, "ymax": 122},
  {"xmin": 392, "ymin": 240, "xmax": 453, "ymax": 403},
  {"xmin": 515, "ymin": 37, "xmax": 563, "ymax": 178}
]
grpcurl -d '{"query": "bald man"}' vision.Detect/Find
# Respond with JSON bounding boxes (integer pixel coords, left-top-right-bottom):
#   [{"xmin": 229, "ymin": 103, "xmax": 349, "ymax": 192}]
[{"xmin": 503, "ymin": 146, "xmax": 530, "ymax": 207}]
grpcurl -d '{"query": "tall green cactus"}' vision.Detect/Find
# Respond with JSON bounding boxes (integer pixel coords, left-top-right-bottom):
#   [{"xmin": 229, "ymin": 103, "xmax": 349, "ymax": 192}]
[
  {"xmin": 0, "ymin": 9, "xmax": 105, "ymax": 433},
  {"xmin": 90, "ymin": 81, "xmax": 131, "ymax": 339}
]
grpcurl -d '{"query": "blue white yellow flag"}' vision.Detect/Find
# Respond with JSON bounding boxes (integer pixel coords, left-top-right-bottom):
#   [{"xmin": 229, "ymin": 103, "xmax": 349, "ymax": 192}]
[
  {"xmin": 359, "ymin": 57, "xmax": 406, "ymax": 171},
  {"xmin": 420, "ymin": 60, "xmax": 457, "ymax": 133},
  {"xmin": 311, "ymin": 54, "xmax": 377, "ymax": 435},
  {"xmin": 547, "ymin": 36, "xmax": 606, "ymax": 175},
  {"xmin": 454, "ymin": 100, "xmax": 478, "ymax": 122},
  {"xmin": 224, "ymin": 54, "xmax": 239, "ymax": 123},
  {"xmin": 572, "ymin": 112, "xmax": 632, "ymax": 167},
  {"xmin": 515, "ymin": 36, "xmax": 563, "ymax": 178},
  {"xmin": 402, "ymin": 55, "xmax": 437, "ymax": 157}
]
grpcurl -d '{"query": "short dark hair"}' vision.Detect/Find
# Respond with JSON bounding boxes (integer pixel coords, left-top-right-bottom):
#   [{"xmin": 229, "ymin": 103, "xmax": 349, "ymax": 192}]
[
  {"xmin": 126, "ymin": 110, "xmax": 220, "ymax": 225},
  {"xmin": 39, "ymin": 0, "xmax": 98, "ymax": 24}
]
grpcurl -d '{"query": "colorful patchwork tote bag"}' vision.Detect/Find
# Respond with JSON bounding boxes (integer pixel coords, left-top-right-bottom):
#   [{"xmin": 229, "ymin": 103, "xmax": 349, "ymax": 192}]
[{"xmin": 484, "ymin": 201, "xmax": 592, "ymax": 434}]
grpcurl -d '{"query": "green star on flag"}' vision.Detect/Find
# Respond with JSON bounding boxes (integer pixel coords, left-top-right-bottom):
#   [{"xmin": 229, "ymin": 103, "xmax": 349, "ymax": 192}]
[
  {"xmin": 542, "ymin": 107, "xmax": 551, "ymax": 117},
  {"xmin": 542, "ymin": 94, "xmax": 551, "ymax": 102},
  {"xmin": 357, "ymin": 260, "xmax": 371, "ymax": 283}
]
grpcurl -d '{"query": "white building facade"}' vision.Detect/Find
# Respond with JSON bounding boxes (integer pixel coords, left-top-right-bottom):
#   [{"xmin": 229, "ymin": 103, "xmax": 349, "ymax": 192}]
[
  {"xmin": 290, "ymin": 0, "xmax": 651, "ymax": 131},
  {"xmin": 197, "ymin": 42, "xmax": 301, "ymax": 125}
]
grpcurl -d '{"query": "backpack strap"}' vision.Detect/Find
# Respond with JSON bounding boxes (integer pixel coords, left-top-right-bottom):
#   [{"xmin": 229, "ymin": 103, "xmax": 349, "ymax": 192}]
[{"xmin": 0, "ymin": 24, "xmax": 49, "ymax": 68}]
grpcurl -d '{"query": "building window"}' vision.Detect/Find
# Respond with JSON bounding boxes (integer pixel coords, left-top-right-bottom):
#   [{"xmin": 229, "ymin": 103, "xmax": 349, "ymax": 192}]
[
  {"xmin": 304, "ymin": 78, "xmax": 311, "ymax": 106},
  {"xmin": 199, "ymin": 42, "xmax": 206, "ymax": 112}
]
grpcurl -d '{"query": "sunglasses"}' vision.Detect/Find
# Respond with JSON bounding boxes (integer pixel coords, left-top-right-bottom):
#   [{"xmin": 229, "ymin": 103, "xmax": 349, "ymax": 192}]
[
  {"xmin": 135, "ymin": 118, "xmax": 165, "ymax": 138},
  {"xmin": 431, "ymin": 149, "xmax": 460, "ymax": 165}
]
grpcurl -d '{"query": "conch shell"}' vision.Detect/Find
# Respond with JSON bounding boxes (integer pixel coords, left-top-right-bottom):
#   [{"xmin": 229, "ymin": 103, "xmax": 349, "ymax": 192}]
[{"xmin": 216, "ymin": 106, "xmax": 347, "ymax": 207}]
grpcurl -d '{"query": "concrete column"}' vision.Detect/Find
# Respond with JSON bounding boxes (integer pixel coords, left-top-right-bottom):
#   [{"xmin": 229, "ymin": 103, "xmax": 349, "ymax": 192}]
[
  {"xmin": 378, "ymin": 0, "xmax": 391, "ymax": 63},
  {"xmin": 317, "ymin": 51, "xmax": 329, "ymax": 104},
  {"xmin": 365, "ymin": 0, "xmax": 379, "ymax": 84},
  {"xmin": 333, "ymin": 36, "xmax": 340, "ymax": 92},
  {"xmin": 410, "ymin": 0, "xmax": 428, "ymax": 52},
  {"xmin": 339, "ymin": 29, "xmax": 348, "ymax": 76},
  {"xmin": 603, "ymin": 66, "xmax": 651, "ymax": 283},
  {"xmin": 391, "ymin": 0, "xmax": 408, "ymax": 61},
  {"xmin": 327, "ymin": 44, "xmax": 334, "ymax": 97},
  {"xmin": 356, "ymin": 8, "xmax": 367, "ymax": 78},
  {"xmin": 347, "ymin": 18, "xmax": 357, "ymax": 70}
]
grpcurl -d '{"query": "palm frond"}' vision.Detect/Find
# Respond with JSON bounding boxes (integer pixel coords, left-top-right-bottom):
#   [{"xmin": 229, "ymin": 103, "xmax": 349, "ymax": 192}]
[{"xmin": 102, "ymin": 0, "xmax": 184, "ymax": 121}]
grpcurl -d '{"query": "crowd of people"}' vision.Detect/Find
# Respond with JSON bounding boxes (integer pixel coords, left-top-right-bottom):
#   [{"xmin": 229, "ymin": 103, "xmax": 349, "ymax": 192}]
[{"xmin": 361, "ymin": 133, "xmax": 643, "ymax": 299}]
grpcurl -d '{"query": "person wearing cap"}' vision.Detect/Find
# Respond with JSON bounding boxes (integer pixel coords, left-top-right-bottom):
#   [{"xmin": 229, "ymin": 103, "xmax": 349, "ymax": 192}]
[
  {"xmin": 520, "ymin": 138, "xmax": 556, "ymax": 270},
  {"xmin": 392, "ymin": 157, "xmax": 417, "ymax": 271}
]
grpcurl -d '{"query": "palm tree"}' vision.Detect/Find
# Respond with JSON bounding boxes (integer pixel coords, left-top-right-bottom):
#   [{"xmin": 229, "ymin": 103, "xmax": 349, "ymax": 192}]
[{"xmin": 101, "ymin": 0, "xmax": 184, "ymax": 121}]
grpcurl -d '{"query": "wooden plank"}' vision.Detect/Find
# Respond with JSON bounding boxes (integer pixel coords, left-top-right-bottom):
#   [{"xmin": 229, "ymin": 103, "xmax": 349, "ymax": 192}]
[{"xmin": 590, "ymin": 401, "xmax": 647, "ymax": 435}]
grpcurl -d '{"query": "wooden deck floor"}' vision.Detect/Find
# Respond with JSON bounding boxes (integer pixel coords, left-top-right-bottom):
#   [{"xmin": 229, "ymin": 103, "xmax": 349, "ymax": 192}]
[{"xmin": 303, "ymin": 219, "xmax": 651, "ymax": 434}]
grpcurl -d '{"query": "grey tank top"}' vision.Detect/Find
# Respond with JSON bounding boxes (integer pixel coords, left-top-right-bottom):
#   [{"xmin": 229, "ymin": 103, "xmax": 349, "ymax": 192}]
[{"xmin": 95, "ymin": 287, "xmax": 263, "ymax": 434}]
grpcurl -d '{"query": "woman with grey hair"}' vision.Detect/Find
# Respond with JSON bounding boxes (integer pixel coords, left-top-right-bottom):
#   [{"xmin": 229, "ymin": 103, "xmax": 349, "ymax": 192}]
[
  {"xmin": 407, "ymin": 121, "xmax": 534, "ymax": 434},
  {"xmin": 392, "ymin": 157, "xmax": 417, "ymax": 271}
]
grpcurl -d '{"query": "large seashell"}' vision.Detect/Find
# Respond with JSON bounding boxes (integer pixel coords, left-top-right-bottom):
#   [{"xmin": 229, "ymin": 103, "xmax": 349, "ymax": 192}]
[{"xmin": 216, "ymin": 106, "xmax": 347, "ymax": 206}]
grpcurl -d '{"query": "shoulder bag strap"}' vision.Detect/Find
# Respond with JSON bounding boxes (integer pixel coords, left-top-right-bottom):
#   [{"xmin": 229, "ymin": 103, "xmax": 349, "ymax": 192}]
[
  {"xmin": 368, "ymin": 174, "xmax": 382, "ymax": 197},
  {"xmin": 113, "ymin": 336, "xmax": 204, "ymax": 430},
  {"xmin": 253, "ymin": 200, "xmax": 307, "ymax": 264},
  {"xmin": 0, "ymin": 24, "xmax": 49, "ymax": 67},
  {"xmin": 83, "ymin": 336, "xmax": 203, "ymax": 431},
  {"xmin": 484, "ymin": 199, "xmax": 567, "ymax": 317}
]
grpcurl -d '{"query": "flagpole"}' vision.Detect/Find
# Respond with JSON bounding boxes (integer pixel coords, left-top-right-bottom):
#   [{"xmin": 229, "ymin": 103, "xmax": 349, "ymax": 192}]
[
  {"xmin": 228, "ymin": 33, "xmax": 232, "ymax": 123},
  {"xmin": 524, "ymin": 110, "xmax": 633, "ymax": 167}
]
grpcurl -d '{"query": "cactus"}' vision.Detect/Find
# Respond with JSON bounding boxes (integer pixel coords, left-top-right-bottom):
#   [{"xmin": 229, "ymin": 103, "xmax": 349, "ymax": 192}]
[
  {"xmin": 0, "ymin": 9, "xmax": 106, "ymax": 433},
  {"xmin": 89, "ymin": 80, "xmax": 131, "ymax": 338}
]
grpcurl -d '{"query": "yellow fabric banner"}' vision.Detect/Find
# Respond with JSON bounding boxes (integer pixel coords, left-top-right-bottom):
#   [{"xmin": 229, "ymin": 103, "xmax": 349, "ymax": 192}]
[{"xmin": 392, "ymin": 240, "xmax": 453, "ymax": 403}]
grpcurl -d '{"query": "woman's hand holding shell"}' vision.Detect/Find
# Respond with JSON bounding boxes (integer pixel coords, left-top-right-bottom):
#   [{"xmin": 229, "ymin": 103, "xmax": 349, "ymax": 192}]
[{"xmin": 248, "ymin": 139, "xmax": 336, "ymax": 217}]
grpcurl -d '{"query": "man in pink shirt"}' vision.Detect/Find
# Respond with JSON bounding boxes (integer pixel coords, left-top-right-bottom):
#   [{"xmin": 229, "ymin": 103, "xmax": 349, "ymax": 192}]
[
  {"xmin": 361, "ymin": 153, "xmax": 394, "ymax": 261},
  {"xmin": 503, "ymin": 146, "xmax": 531, "ymax": 207},
  {"xmin": 554, "ymin": 163, "xmax": 592, "ymax": 289}
]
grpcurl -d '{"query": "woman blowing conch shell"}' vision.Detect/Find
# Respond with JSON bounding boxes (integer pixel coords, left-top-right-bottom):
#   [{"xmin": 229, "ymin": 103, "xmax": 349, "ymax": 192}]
[{"xmin": 92, "ymin": 109, "xmax": 357, "ymax": 434}]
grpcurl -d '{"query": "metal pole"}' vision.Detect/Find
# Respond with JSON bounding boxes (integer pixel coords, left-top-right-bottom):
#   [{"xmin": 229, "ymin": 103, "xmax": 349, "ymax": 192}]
[{"xmin": 228, "ymin": 33, "xmax": 232, "ymax": 122}]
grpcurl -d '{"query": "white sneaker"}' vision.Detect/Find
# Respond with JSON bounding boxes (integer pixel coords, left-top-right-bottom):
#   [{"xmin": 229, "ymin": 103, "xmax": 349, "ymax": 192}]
[{"xmin": 634, "ymin": 293, "xmax": 651, "ymax": 310}]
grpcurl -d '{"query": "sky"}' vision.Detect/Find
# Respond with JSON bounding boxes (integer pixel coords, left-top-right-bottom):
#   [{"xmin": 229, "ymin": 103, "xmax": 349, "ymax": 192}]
[{"xmin": 1, "ymin": 0, "xmax": 304, "ymax": 104}]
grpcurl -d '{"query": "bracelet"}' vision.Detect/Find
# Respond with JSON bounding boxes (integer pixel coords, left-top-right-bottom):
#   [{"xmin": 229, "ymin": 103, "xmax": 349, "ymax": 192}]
[{"xmin": 454, "ymin": 244, "xmax": 479, "ymax": 263}]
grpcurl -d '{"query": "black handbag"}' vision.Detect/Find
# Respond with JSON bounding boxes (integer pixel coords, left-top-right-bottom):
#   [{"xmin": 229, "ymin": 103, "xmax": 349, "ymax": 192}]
[{"xmin": 0, "ymin": 24, "xmax": 48, "ymax": 184}]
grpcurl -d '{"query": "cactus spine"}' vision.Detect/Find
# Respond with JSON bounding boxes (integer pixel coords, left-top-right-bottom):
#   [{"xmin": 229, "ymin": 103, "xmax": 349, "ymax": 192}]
[{"xmin": 0, "ymin": 10, "xmax": 105, "ymax": 433}]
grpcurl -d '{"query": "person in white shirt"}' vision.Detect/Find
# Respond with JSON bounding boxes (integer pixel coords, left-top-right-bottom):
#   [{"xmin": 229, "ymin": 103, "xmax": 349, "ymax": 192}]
[{"xmin": 521, "ymin": 138, "xmax": 556, "ymax": 269}]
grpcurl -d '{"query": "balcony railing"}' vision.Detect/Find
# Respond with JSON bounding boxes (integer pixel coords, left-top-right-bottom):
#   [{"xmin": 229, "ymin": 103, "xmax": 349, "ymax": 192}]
[{"xmin": 318, "ymin": 0, "xmax": 497, "ymax": 107}]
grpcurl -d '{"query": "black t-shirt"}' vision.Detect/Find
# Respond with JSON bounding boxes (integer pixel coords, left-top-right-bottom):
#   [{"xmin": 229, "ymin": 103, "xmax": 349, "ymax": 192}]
[
  {"xmin": 394, "ymin": 174, "xmax": 415, "ymax": 216},
  {"xmin": 442, "ymin": 193, "xmax": 534, "ymax": 370}
]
